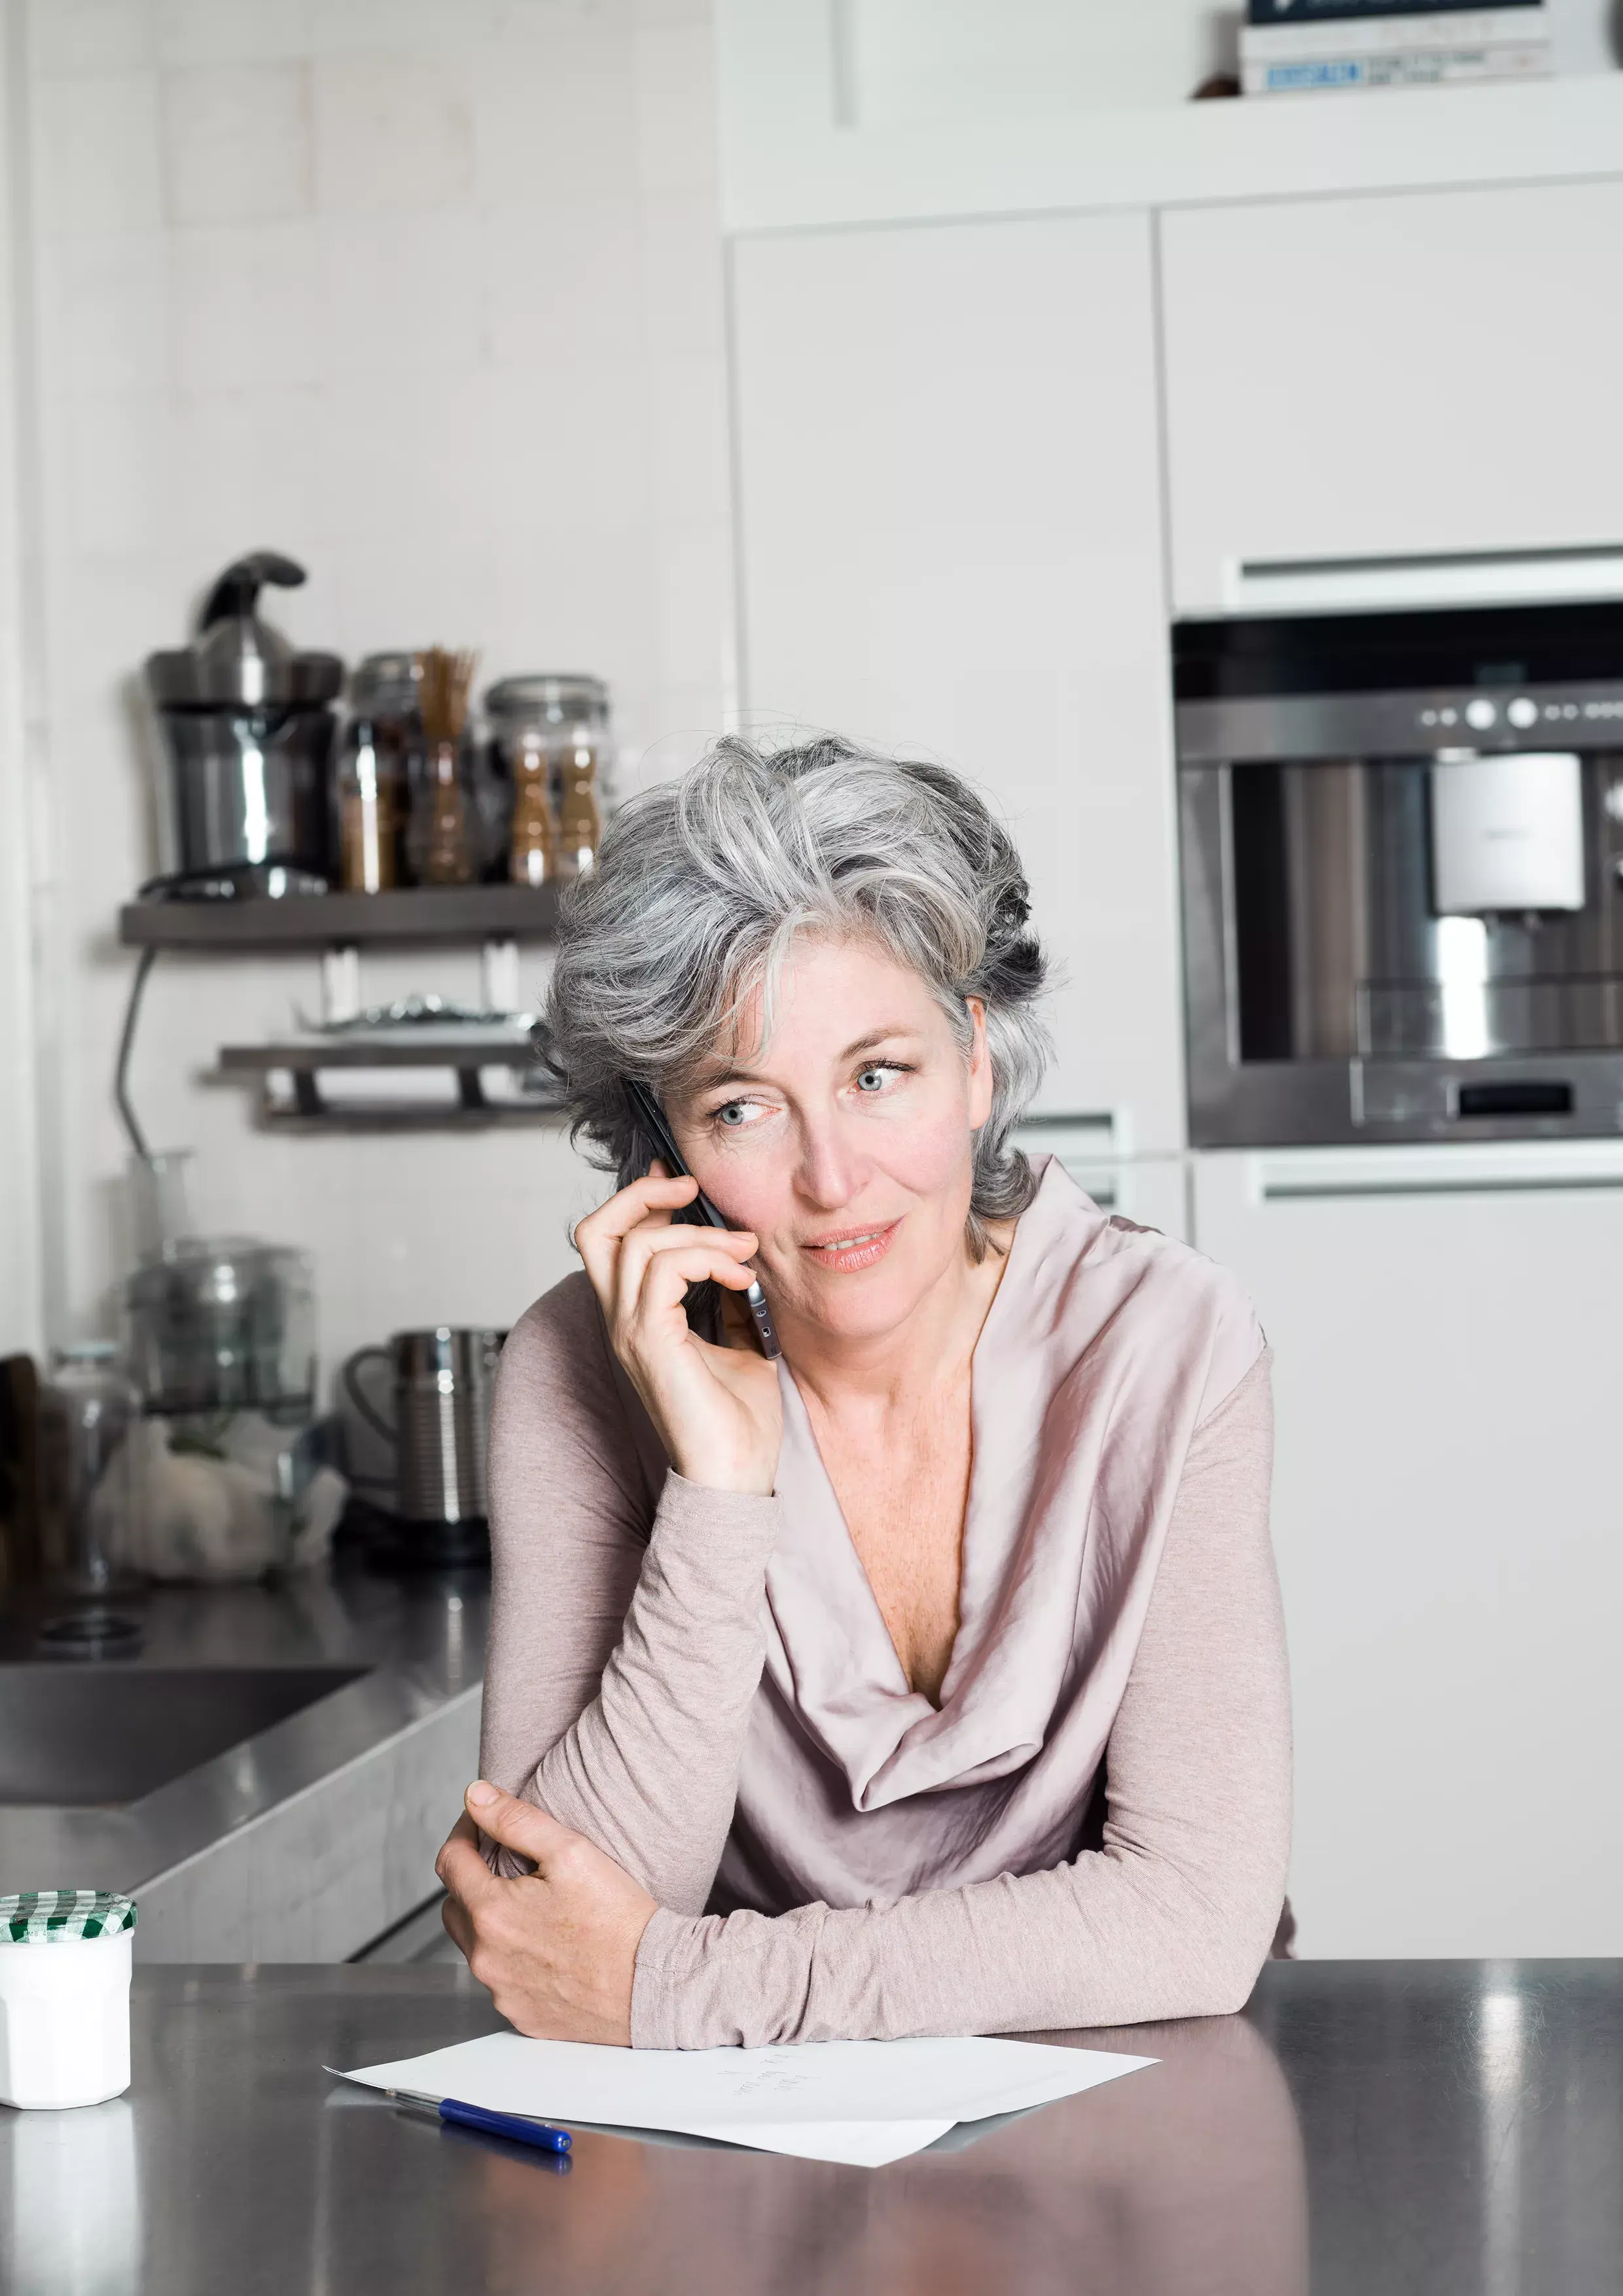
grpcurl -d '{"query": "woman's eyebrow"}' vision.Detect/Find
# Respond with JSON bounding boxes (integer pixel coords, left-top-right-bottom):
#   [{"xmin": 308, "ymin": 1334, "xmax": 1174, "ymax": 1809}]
[
  {"xmin": 690, "ymin": 1062, "xmax": 762, "ymax": 1092},
  {"xmin": 690, "ymin": 1027, "xmax": 920, "ymax": 1096},
  {"xmin": 837, "ymin": 1026, "xmax": 918, "ymax": 1061}
]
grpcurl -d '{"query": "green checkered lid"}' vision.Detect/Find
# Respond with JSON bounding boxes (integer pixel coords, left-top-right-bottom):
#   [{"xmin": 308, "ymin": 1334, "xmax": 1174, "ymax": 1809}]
[{"xmin": 1, "ymin": 1890, "xmax": 137, "ymax": 1944}]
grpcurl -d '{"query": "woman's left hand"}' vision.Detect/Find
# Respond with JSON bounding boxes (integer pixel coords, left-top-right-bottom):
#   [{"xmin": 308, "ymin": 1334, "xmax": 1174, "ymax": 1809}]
[{"xmin": 436, "ymin": 1782, "xmax": 658, "ymax": 2045}]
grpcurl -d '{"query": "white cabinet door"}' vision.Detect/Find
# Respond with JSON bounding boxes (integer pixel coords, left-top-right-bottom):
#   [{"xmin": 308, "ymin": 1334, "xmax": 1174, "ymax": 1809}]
[
  {"xmin": 1194, "ymin": 1145, "xmax": 1623, "ymax": 1958},
  {"xmin": 731, "ymin": 213, "xmax": 1185, "ymax": 1152},
  {"xmin": 1160, "ymin": 179, "xmax": 1623, "ymax": 613}
]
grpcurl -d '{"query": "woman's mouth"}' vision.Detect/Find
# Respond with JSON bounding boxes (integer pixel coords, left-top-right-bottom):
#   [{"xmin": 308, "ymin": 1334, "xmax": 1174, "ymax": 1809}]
[{"xmin": 800, "ymin": 1221, "xmax": 899, "ymax": 1273}]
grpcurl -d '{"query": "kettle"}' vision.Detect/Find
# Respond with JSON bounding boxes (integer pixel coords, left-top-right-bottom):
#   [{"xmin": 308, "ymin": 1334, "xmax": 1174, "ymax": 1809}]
[{"xmin": 143, "ymin": 551, "xmax": 344, "ymax": 894}]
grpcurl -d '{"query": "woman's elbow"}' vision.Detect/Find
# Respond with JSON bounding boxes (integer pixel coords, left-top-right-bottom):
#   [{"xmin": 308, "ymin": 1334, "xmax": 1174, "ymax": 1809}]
[
  {"xmin": 1112, "ymin": 1857, "xmax": 1285, "ymax": 2022},
  {"xmin": 1175, "ymin": 1886, "xmax": 1285, "ymax": 2017},
  {"xmin": 1196, "ymin": 1942, "xmax": 1270, "ymax": 2017}
]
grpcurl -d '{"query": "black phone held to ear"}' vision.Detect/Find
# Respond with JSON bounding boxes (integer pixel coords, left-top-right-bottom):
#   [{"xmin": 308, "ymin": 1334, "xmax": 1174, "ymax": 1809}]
[{"xmin": 626, "ymin": 1081, "xmax": 781, "ymax": 1361}]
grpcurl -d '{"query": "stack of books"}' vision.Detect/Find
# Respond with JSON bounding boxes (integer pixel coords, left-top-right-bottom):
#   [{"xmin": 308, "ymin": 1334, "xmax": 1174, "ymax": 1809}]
[{"xmin": 1241, "ymin": 0, "xmax": 1553, "ymax": 94}]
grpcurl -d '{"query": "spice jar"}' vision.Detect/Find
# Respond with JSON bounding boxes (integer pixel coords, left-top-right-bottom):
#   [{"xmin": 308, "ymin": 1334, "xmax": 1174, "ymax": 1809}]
[
  {"xmin": 507, "ymin": 729, "xmax": 556, "ymax": 886},
  {"xmin": 421, "ymin": 738, "xmax": 474, "ymax": 885},
  {"xmin": 340, "ymin": 655, "xmax": 420, "ymax": 888},
  {"xmin": 336, "ymin": 724, "xmax": 397, "ymax": 893},
  {"xmin": 484, "ymin": 676, "xmax": 611, "ymax": 885}
]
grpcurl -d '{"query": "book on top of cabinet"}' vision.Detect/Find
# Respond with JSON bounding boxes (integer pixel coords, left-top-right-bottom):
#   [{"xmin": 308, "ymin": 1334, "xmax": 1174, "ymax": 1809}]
[
  {"xmin": 1247, "ymin": 0, "xmax": 1535, "ymax": 20},
  {"xmin": 1241, "ymin": 1, "xmax": 1551, "ymax": 90},
  {"xmin": 1243, "ymin": 4, "xmax": 1548, "ymax": 51},
  {"xmin": 1243, "ymin": 45, "xmax": 1551, "ymax": 90}
]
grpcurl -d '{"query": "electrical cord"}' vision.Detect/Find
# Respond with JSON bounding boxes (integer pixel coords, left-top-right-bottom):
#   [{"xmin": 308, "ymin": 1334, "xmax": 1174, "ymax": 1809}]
[{"xmin": 115, "ymin": 946, "xmax": 158, "ymax": 1160}]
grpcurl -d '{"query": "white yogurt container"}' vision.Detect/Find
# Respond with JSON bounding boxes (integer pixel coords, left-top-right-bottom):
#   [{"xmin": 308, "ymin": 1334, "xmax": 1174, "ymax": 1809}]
[{"xmin": 0, "ymin": 1890, "xmax": 136, "ymax": 2109}]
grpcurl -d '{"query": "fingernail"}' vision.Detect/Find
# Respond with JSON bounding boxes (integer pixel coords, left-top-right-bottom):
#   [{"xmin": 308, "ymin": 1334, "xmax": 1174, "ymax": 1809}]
[{"xmin": 467, "ymin": 1780, "xmax": 499, "ymax": 1807}]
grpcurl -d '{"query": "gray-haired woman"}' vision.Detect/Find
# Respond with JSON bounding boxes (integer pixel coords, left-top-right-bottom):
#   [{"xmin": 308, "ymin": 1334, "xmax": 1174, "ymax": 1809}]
[{"xmin": 436, "ymin": 735, "xmax": 1291, "ymax": 2048}]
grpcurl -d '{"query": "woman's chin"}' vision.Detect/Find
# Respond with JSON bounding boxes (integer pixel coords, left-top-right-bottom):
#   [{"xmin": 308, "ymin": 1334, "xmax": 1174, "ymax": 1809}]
[{"xmin": 783, "ymin": 1265, "xmax": 938, "ymax": 1346}]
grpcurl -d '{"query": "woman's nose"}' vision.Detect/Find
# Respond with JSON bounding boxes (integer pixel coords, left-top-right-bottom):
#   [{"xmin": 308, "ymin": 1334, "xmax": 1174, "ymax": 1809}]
[{"xmin": 793, "ymin": 1112, "xmax": 864, "ymax": 1211}]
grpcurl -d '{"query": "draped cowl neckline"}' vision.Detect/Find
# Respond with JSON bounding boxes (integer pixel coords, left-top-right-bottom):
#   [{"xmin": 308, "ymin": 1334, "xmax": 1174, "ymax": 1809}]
[
  {"xmin": 763, "ymin": 1158, "xmax": 1101, "ymax": 1808},
  {"xmin": 717, "ymin": 1157, "xmax": 1262, "ymax": 1910}
]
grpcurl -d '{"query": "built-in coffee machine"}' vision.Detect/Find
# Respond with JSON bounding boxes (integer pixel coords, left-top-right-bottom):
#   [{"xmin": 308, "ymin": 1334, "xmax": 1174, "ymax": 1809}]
[{"xmin": 1175, "ymin": 600, "xmax": 1623, "ymax": 1145}]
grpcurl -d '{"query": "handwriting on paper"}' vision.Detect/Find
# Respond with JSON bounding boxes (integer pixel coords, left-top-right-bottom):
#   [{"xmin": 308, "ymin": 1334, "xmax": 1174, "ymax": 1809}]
[{"xmin": 729, "ymin": 2051, "xmax": 815, "ymax": 2098}]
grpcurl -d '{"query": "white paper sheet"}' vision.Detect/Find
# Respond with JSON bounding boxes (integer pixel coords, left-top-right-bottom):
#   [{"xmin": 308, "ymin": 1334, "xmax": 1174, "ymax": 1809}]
[{"xmin": 337, "ymin": 2031, "xmax": 1156, "ymax": 2168}]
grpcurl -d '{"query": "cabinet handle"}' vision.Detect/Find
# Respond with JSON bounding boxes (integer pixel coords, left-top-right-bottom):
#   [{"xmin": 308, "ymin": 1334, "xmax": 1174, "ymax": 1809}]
[
  {"xmin": 1227, "ymin": 542, "xmax": 1623, "ymax": 615},
  {"xmin": 1260, "ymin": 1172, "xmax": 1623, "ymax": 1204}
]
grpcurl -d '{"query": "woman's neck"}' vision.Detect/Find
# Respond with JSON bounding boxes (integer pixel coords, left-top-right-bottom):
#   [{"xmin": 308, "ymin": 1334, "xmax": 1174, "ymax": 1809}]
[{"xmin": 780, "ymin": 1219, "xmax": 1014, "ymax": 1420}]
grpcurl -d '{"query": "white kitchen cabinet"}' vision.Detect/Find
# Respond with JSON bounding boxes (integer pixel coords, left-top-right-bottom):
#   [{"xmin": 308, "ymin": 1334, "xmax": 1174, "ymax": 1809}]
[
  {"xmin": 1160, "ymin": 178, "xmax": 1623, "ymax": 613},
  {"xmin": 731, "ymin": 213, "xmax": 1185, "ymax": 1151},
  {"xmin": 1193, "ymin": 1143, "xmax": 1623, "ymax": 1958},
  {"xmin": 1016, "ymin": 1117, "xmax": 1190, "ymax": 1238},
  {"xmin": 717, "ymin": 3, "xmax": 1623, "ymax": 235}
]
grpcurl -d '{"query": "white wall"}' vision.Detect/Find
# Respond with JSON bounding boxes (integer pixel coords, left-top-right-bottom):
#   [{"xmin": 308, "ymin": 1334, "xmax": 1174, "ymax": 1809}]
[
  {"xmin": 841, "ymin": 0, "xmax": 1240, "ymax": 122},
  {"xmin": 12, "ymin": 0, "xmax": 733, "ymax": 1380}
]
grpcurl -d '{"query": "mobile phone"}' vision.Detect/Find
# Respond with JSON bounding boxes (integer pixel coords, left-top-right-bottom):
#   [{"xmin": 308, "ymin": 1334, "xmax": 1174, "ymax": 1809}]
[{"xmin": 626, "ymin": 1080, "xmax": 781, "ymax": 1360}]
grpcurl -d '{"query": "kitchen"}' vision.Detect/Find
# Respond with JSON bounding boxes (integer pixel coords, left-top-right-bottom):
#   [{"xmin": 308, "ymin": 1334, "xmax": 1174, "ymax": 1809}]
[{"xmin": 3, "ymin": 1, "xmax": 1622, "ymax": 2287}]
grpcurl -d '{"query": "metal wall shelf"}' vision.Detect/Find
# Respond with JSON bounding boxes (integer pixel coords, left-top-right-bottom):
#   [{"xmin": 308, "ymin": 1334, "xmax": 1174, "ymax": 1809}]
[
  {"xmin": 217, "ymin": 1039, "xmax": 564, "ymax": 1129},
  {"xmin": 118, "ymin": 885, "xmax": 565, "ymax": 1128},
  {"xmin": 118, "ymin": 883, "xmax": 561, "ymax": 951}
]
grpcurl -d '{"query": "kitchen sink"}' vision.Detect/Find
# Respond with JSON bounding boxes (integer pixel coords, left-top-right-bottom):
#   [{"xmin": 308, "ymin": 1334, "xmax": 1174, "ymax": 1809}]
[{"xmin": 0, "ymin": 1664, "xmax": 370, "ymax": 1808}]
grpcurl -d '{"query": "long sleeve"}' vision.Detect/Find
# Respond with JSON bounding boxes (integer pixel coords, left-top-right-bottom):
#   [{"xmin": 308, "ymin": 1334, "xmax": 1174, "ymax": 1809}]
[
  {"xmin": 630, "ymin": 1352, "xmax": 1291, "ymax": 2044},
  {"xmin": 479, "ymin": 1279, "xmax": 779, "ymax": 1913}
]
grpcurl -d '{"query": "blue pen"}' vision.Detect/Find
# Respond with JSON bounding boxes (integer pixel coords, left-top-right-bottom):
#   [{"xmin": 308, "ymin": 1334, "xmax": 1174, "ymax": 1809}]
[{"xmin": 395, "ymin": 2093, "xmax": 572, "ymax": 2157}]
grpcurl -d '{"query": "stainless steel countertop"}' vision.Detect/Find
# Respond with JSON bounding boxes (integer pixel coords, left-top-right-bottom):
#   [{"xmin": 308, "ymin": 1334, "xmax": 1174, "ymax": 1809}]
[
  {"xmin": 5, "ymin": 1960, "xmax": 1620, "ymax": 2294},
  {"xmin": 0, "ymin": 1570, "xmax": 488, "ymax": 1906}
]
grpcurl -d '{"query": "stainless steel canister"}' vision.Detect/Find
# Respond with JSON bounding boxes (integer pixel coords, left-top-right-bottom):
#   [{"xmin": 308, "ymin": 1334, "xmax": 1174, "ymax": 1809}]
[{"xmin": 343, "ymin": 1329, "xmax": 502, "ymax": 1526}]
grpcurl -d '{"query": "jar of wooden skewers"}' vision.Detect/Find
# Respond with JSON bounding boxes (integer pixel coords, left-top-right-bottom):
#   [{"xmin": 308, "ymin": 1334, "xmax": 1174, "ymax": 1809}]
[{"xmin": 414, "ymin": 647, "xmax": 479, "ymax": 887}]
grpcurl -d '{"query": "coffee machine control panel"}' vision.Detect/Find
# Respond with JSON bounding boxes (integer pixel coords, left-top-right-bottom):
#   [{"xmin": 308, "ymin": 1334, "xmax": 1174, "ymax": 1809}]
[{"xmin": 1175, "ymin": 685, "xmax": 1623, "ymax": 767}]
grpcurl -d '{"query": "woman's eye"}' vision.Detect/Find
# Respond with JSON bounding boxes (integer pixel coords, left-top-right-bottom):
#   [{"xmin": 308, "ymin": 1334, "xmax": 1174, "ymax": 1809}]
[
  {"xmin": 713, "ymin": 1098, "xmax": 765, "ymax": 1129},
  {"xmin": 855, "ymin": 1065, "xmax": 899, "ymax": 1094}
]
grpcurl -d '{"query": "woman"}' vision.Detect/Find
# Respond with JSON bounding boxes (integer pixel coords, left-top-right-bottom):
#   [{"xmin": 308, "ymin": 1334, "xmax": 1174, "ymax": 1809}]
[{"xmin": 437, "ymin": 736, "xmax": 1291, "ymax": 2049}]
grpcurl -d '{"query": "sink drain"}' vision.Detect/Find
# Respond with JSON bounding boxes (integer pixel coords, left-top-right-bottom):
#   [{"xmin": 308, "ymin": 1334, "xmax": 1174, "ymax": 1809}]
[{"xmin": 36, "ymin": 1611, "xmax": 144, "ymax": 1659}]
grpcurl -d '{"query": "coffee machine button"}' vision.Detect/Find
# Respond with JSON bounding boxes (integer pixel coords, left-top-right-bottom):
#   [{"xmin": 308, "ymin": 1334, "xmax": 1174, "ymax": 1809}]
[
  {"xmin": 1507, "ymin": 696, "xmax": 1539, "ymax": 730},
  {"xmin": 1465, "ymin": 697, "xmax": 1498, "ymax": 731}
]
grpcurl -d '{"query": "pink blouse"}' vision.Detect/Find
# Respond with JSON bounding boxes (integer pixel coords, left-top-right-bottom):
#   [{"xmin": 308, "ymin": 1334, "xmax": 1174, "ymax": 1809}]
[{"xmin": 480, "ymin": 1157, "xmax": 1292, "ymax": 2046}]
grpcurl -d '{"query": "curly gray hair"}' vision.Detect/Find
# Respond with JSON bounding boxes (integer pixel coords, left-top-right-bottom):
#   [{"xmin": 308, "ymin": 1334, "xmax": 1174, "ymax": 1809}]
[{"xmin": 538, "ymin": 734, "xmax": 1051, "ymax": 1255}]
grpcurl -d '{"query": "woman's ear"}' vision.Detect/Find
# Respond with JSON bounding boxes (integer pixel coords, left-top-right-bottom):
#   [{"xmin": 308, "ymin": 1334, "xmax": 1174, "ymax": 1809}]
[{"xmin": 964, "ymin": 997, "xmax": 994, "ymax": 1130}]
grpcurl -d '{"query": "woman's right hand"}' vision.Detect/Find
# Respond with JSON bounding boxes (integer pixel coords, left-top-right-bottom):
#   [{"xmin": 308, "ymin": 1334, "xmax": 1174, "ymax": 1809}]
[{"xmin": 573, "ymin": 1170, "xmax": 783, "ymax": 1496}]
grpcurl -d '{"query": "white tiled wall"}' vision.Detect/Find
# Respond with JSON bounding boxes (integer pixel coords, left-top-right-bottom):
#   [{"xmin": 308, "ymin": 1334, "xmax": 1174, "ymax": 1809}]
[{"xmin": 18, "ymin": 0, "xmax": 731, "ymax": 1376}]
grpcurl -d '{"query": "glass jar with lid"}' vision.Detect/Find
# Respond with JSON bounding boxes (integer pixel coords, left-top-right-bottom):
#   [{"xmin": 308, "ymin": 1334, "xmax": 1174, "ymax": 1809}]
[
  {"xmin": 340, "ymin": 653, "xmax": 421, "ymax": 889},
  {"xmin": 484, "ymin": 675, "xmax": 611, "ymax": 885}
]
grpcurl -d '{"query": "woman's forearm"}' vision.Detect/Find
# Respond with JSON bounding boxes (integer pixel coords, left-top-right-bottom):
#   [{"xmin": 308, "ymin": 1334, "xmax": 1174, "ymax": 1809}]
[
  {"xmin": 630, "ymin": 1825, "xmax": 1285, "ymax": 2047},
  {"xmin": 518, "ymin": 1473, "xmax": 778, "ymax": 1912},
  {"xmin": 480, "ymin": 1285, "xmax": 781, "ymax": 1916}
]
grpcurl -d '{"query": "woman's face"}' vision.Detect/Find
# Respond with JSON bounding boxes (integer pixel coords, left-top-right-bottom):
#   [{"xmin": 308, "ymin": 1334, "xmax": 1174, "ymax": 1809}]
[{"xmin": 667, "ymin": 933, "xmax": 994, "ymax": 1346}]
